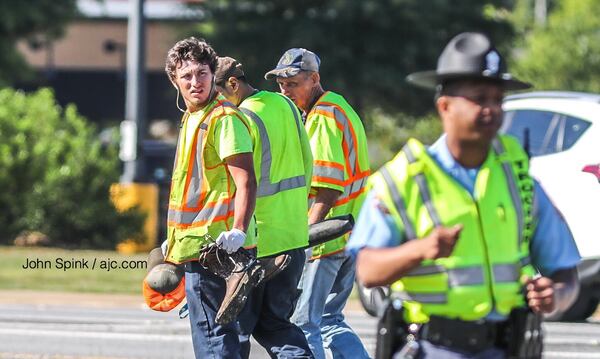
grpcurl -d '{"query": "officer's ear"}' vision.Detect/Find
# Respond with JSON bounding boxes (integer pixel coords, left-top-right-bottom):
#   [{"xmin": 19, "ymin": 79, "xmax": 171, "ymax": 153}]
[{"xmin": 436, "ymin": 95, "xmax": 450, "ymax": 114}]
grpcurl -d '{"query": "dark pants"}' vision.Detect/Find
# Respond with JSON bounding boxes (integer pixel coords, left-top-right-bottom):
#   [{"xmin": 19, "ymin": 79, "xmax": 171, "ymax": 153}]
[
  {"xmin": 409, "ymin": 340, "xmax": 505, "ymax": 359},
  {"xmin": 238, "ymin": 248, "xmax": 313, "ymax": 359},
  {"xmin": 185, "ymin": 266, "xmax": 243, "ymax": 359}
]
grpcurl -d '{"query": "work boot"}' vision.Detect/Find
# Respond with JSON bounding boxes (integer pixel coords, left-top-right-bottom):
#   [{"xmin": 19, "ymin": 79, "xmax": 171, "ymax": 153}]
[
  {"xmin": 215, "ymin": 253, "xmax": 291, "ymax": 325},
  {"xmin": 215, "ymin": 258, "xmax": 266, "ymax": 325},
  {"xmin": 261, "ymin": 253, "xmax": 291, "ymax": 282}
]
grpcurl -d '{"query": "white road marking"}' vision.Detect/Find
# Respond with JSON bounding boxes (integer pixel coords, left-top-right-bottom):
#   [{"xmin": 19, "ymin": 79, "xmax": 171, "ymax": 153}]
[
  {"xmin": 543, "ymin": 352, "xmax": 600, "ymax": 358},
  {"xmin": 0, "ymin": 328, "xmax": 190, "ymax": 343}
]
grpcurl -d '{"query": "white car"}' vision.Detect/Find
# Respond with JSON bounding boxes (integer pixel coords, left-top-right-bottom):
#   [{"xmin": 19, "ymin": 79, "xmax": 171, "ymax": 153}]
[
  {"xmin": 502, "ymin": 91, "xmax": 600, "ymax": 320},
  {"xmin": 357, "ymin": 91, "xmax": 600, "ymax": 322}
]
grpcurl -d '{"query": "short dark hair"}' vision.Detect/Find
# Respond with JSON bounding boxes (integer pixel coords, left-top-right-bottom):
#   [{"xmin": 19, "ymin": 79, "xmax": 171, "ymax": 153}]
[
  {"xmin": 165, "ymin": 37, "xmax": 217, "ymax": 83},
  {"xmin": 215, "ymin": 75, "xmax": 247, "ymax": 88}
]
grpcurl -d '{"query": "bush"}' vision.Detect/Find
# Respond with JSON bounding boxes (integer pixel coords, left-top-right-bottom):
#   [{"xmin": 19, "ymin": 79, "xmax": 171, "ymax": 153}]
[
  {"xmin": 365, "ymin": 109, "xmax": 443, "ymax": 169},
  {"xmin": 0, "ymin": 88, "xmax": 144, "ymax": 248}
]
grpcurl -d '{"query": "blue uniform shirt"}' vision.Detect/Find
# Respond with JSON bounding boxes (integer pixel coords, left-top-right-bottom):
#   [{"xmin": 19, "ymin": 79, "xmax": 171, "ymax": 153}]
[{"xmin": 347, "ymin": 135, "xmax": 581, "ymax": 277}]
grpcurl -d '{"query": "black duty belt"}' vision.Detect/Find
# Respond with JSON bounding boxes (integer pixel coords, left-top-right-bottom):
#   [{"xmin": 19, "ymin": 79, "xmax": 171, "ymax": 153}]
[{"xmin": 420, "ymin": 315, "xmax": 507, "ymax": 353}]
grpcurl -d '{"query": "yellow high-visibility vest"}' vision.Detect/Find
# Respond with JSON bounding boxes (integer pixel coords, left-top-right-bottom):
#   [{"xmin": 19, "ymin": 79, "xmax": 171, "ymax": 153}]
[
  {"xmin": 240, "ymin": 91, "xmax": 313, "ymax": 257},
  {"xmin": 306, "ymin": 91, "xmax": 370, "ymax": 259},
  {"xmin": 370, "ymin": 136, "xmax": 536, "ymax": 322},
  {"xmin": 165, "ymin": 95, "xmax": 256, "ymax": 264}
]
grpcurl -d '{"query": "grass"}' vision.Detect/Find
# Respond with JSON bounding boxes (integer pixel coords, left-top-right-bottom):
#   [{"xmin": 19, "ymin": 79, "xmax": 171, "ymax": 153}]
[
  {"xmin": 0, "ymin": 245, "xmax": 148, "ymax": 294},
  {"xmin": 0, "ymin": 245, "xmax": 362, "ymax": 301}
]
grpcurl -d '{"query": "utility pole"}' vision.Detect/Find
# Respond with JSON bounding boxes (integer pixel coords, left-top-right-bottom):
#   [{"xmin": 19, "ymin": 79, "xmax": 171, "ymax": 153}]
[
  {"xmin": 113, "ymin": 0, "xmax": 158, "ymax": 253},
  {"xmin": 120, "ymin": 0, "xmax": 147, "ymax": 183},
  {"xmin": 534, "ymin": 0, "xmax": 547, "ymax": 27}
]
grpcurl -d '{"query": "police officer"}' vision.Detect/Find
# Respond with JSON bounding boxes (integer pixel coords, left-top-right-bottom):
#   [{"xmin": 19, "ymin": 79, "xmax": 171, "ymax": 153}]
[
  {"xmin": 215, "ymin": 56, "xmax": 314, "ymax": 358},
  {"xmin": 347, "ymin": 32, "xmax": 581, "ymax": 358}
]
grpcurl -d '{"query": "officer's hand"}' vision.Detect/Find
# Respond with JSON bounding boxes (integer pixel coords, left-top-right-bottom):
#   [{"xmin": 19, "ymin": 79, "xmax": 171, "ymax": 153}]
[
  {"xmin": 215, "ymin": 228, "xmax": 246, "ymax": 254},
  {"xmin": 525, "ymin": 276, "xmax": 555, "ymax": 313},
  {"xmin": 420, "ymin": 225, "xmax": 463, "ymax": 260}
]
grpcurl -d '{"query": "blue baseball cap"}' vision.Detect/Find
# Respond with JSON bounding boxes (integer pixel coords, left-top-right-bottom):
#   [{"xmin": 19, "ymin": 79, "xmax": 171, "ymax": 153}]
[{"xmin": 264, "ymin": 48, "xmax": 321, "ymax": 80}]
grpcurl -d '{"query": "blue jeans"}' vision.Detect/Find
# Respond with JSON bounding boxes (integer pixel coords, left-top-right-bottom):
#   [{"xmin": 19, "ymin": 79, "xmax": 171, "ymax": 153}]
[
  {"xmin": 185, "ymin": 266, "xmax": 242, "ymax": 359},
  {"xmin": 238, "ymin": 248, "xmax": 313, "ymax": 358},
  {"xmin": 291, "ymin": 252, "xmax": 370, "ymax": 359}
]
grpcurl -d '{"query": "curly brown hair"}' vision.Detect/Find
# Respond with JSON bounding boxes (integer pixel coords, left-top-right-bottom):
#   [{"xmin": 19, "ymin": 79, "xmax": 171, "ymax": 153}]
[{"xmin": 165, "ymin": 37, "xmax": 217, "ymax": 83}]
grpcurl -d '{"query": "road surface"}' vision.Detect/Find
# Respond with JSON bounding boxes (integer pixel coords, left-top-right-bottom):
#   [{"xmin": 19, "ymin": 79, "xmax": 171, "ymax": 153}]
[{"xmin": 1, "ymin": 303, "xmax": 599, "ymax": 358}]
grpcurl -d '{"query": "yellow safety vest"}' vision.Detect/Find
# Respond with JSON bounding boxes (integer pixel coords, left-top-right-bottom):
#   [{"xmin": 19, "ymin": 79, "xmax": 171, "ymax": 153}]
[
  {"xmin": 370, "ymin": 136, "xmax": 536, "ymax": 322},
  {"xmin": 165, "ymin": 96, "xmax": 256, "ymax": 264},
  {"xmin": 239, "ymin": 91, "xmax": 312, "ymax": 257},
  {"xmin": 306, "ymin": 91, "xmax": 370, "ymax": 259}
]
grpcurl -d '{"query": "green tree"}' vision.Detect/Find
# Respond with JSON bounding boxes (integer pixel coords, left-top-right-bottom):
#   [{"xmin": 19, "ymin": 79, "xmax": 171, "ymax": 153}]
[
  {"xmin": 507, "ymin": 0, "xmax": 558, "ymax": 36},
  {"xmin": 366, "ymin": 110, "xmax": 442, "ymax": 169},
  {"xmin": 0, "ymin": 88, "xmax": 144, "ymax": 248},
  {"xmin": 0, "ymin": 0, "xmax": 77, "ymax": 85},
  {"xmin": 512, "ymin": 0, "xmax": 600, "ymax": 91},
  {"xmin": 193, "ymin": 0, "xmax": 515, "ymax": 115}
]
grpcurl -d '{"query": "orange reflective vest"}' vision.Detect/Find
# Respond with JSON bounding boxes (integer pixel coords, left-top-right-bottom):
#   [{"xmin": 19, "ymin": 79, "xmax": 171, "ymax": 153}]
[
  {"xmin": 306, "ymin": 91, "xmax": 370, "ymax": 259},
  {"xmin": 165, "ymin": 95, "xmax": 257, "ymax": 264}
]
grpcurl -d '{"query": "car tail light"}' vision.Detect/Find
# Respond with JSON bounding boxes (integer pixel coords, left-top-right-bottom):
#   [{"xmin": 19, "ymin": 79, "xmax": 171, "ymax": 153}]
[{"xmin": 582, "ymin": 164, "xmax": 600, "ymax": 182}]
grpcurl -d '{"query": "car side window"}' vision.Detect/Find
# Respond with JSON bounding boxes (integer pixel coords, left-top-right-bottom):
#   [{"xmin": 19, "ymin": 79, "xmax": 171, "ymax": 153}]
[
  {"xmin": 561, "ymin": 115, "xmax": 591, "ymax": 151},
  {"xmin": 502, "ymin": 110, "xmax": 591, "ymax": 156},
  {"xmin": 502, "ymin": 110, "xmax": 559, "ymax": 156}
]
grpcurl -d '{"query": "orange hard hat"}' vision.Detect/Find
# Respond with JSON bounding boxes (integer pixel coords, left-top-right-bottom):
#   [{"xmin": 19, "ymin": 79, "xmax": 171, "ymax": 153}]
[{"xmin": 142, "ymin": 247, "xmax": 186, "ymax": 312}]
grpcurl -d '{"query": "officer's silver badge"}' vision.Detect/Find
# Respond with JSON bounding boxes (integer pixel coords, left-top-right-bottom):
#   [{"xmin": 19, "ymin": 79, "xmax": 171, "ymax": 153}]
[{"xmin": 485, "ymin": 50, "xmax": 500, "ymax": 74}]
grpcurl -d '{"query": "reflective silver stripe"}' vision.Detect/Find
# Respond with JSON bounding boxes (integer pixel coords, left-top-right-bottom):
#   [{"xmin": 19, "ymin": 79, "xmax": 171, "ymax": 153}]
[
  {"xmin": 347, "ymin": 177, "xmax": 365, "ymax": 195},
  {"xmin": 221, "ymin": 101, "xmax": 238, "ymax": 110},
  {"xmin": 168, "ymin": 102, "xmax": 237, "ymax": 225},
  {"xmin": 397, "ymin": 291, "xmax": 448, "ymax": 304},
  {"xmin": 380, "ymin": 166, "xmax": 416, "ymax": 240},
  {"xmin": 183, "ymin": 122, "xmax": 207, "ymax": 208},
  {"xmin": 241, "ymin": 107, "xmax": 306, "ymax": 198},
  {"xmin": 406, "ymin": 265, "xmax": 485, "ymax": 286},
  {"xmin": 168, "ymin": 199, "xmax": 234, "ymax": 225},
  {"xmin": 314, "ymin": 103, "xmax": 357, "ymax": 175},
  {"xmin": 336, "ymin": 176, "xmax": 367, "ymax": 203},
  {"xmin": 448, "ymin": 267, "xmax": 485, "ymax": 286},
  {"xmin": 280, "ymin": 95, "xmax": 305, "ymax": 142},
  {"xmin": 520, "ymin": 256, "xmax": 531, "ymax": 267},
  {"xmin": 408, "ymin": 264, "xmax": 520, "ymax": 285},
  {"xmin": 260, "ymin": 176, "xmax": 305, "ymax": 197},
  {"xmin": 333, "ymin": 106, "xmax": 356, "ymax": 174},
  {"xmin": 405, "ymin": 264, "xmax": 445, "ymax": 276},
  {"xmin": 313, "ymin": 165, "xmax": 345, "ymax": 182},
  {"xmin": 492, "ymin": 138, "xmax": 524, "ymax": 247},
  {"xmin": 493, "ymin": 263, "xmax": 520, "ymax": 283},
  {"xmin": 402, "ymin": 145, "xmax": 442, "ymax": 227},
  {"xmin": 353, "ymin": 176, "xmax": 367, "ymax": 193}
]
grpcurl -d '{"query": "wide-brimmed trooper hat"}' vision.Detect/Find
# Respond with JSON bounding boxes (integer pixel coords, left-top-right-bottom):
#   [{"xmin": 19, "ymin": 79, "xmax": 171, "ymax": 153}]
[{"xmin": 406, "ymin": 32, "xmax": 531, "ymax": 90}]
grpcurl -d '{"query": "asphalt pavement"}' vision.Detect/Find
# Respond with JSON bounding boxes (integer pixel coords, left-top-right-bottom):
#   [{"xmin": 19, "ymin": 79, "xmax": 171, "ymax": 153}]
[{"xmin": 0, "ymin": 303, "xmax": 599, "ymax": 358}]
